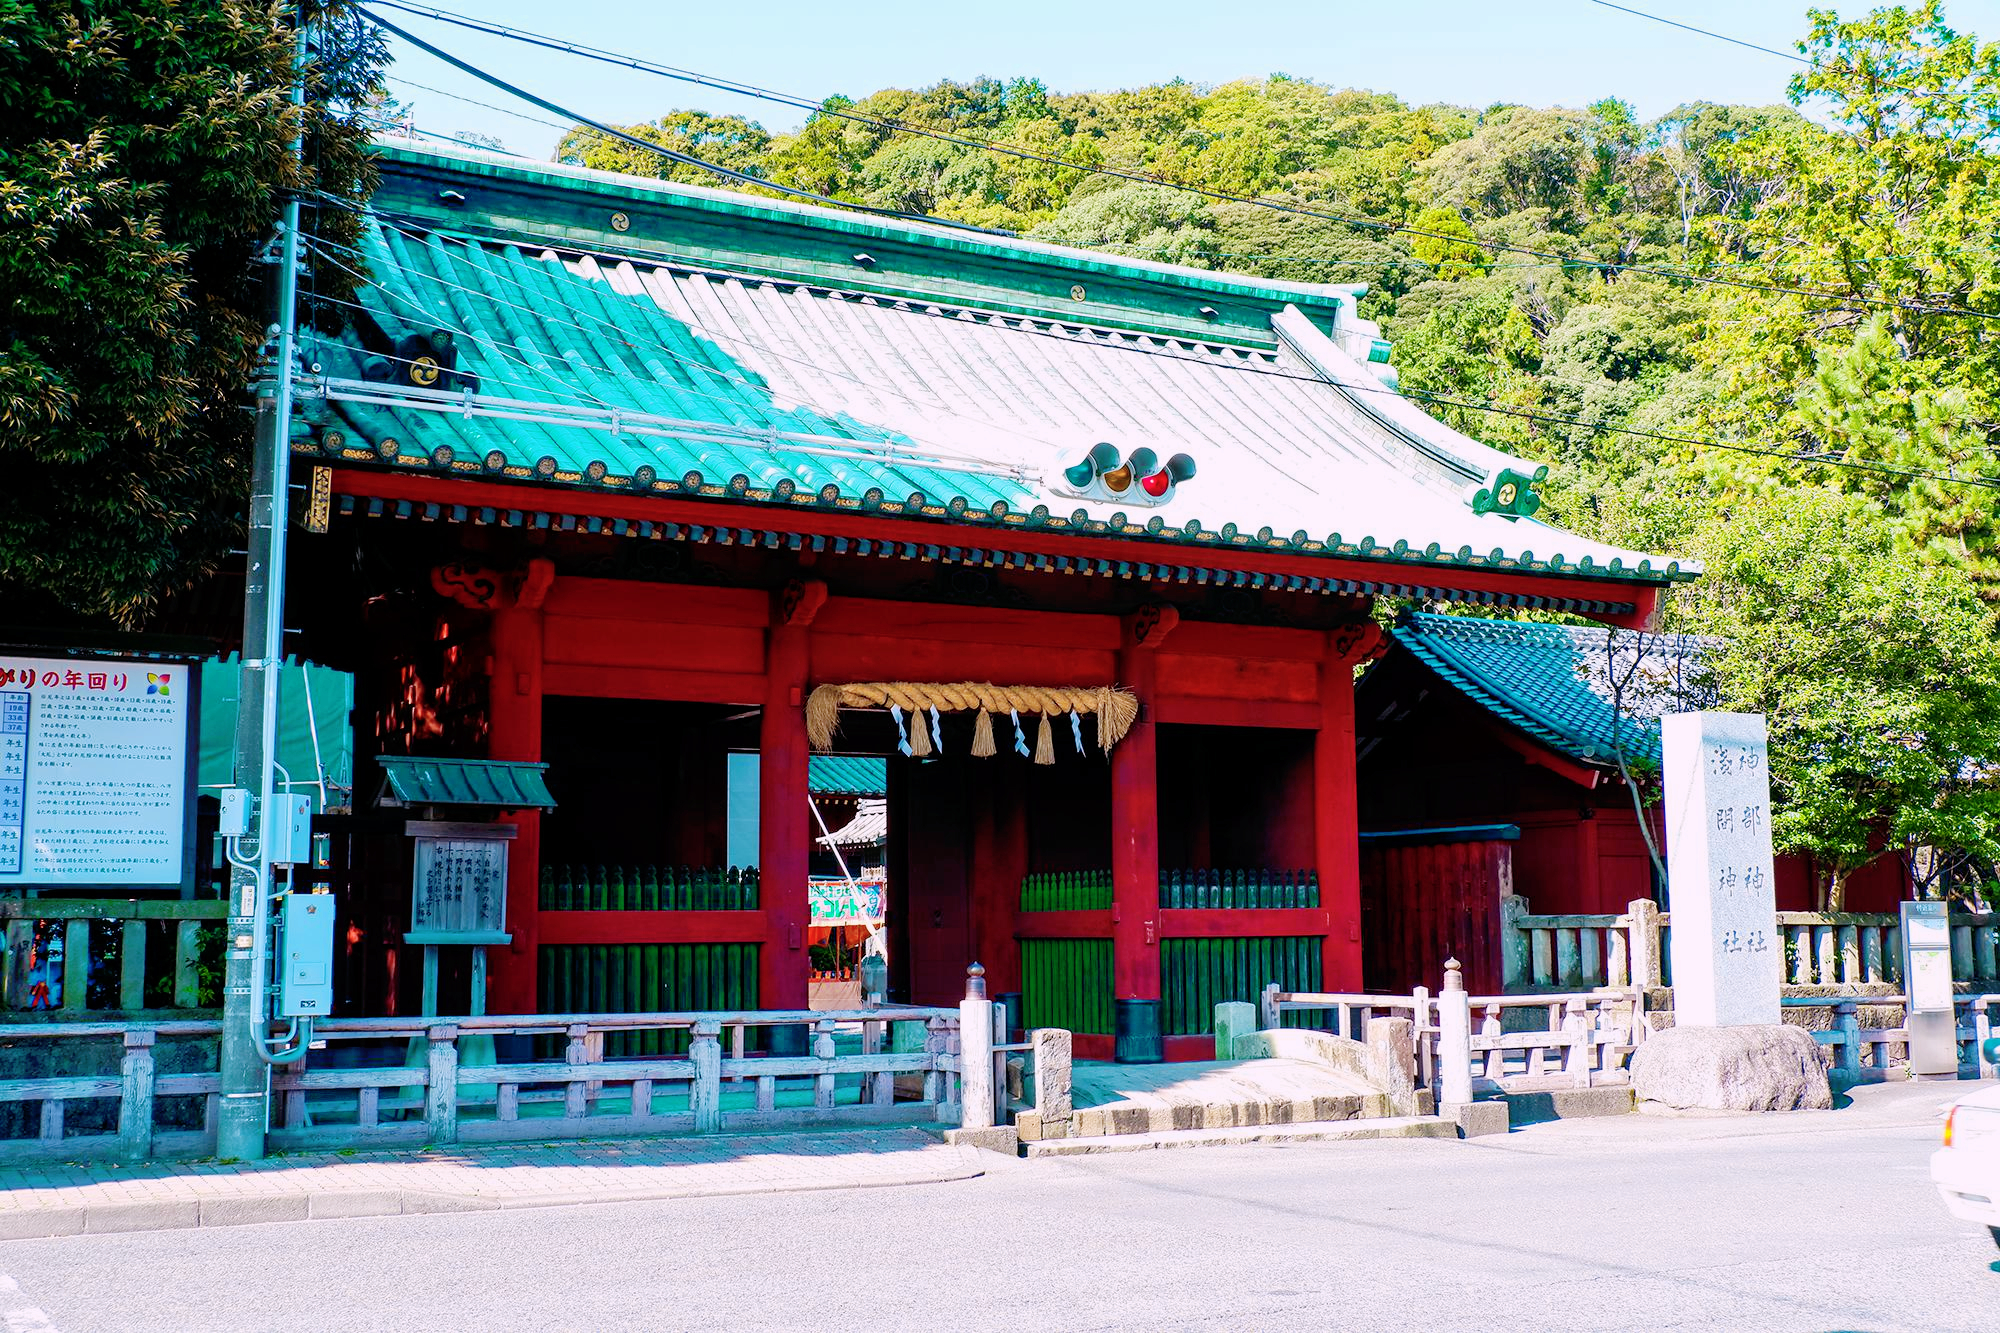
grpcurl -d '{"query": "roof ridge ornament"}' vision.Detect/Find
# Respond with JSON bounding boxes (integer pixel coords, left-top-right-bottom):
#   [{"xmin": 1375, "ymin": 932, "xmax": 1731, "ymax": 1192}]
[{"xmin": 1468, "ymin": 465, "xmax": 1544, "ymax": 521}]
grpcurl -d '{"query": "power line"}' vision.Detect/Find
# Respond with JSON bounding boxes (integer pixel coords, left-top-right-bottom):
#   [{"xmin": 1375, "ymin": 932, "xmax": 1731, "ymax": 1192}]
[
  {"xmin": 306, "ymin": 212, "xmax": 2000, "ymax": 496},
  {"xmin": 302, "ymin": 225, "xmax": 1074, "ymax": 461},
  {"xmin": 373, "ymin": 86, "xmax": 2000, "ymax": 280},
  {"xmin": 362, "ymin": 0, "xmax": 2000, "ymax": 324},
  {"xmin": 358, "ymin": 6, "xmax": 1009, "ymax": 238},
  {"xmin": 1588, "ymin": 1, "xmax": 1984, "ymax": 101},
  {"xmin": 1587, "ymin": 1, "xmax": 1807, "ymax": 64}
]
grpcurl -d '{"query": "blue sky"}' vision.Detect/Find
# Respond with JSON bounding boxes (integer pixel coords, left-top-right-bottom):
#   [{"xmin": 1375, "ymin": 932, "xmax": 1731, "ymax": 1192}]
[{"xmin": 374, "ymin": 1, "xmax": 2000, "ymax": 158}]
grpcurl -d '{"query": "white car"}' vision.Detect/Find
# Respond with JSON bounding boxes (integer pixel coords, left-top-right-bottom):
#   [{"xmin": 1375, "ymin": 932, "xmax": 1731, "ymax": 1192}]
[{"xmin": 1933, "ymin": 1078, "xmax": 2000, "ymax": 1252}]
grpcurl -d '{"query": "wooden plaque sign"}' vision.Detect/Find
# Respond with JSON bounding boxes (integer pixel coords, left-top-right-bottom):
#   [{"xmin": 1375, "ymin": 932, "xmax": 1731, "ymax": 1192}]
[{"xmin": 406, "ymin": 820, "xmax": 515, "ymax": 945}]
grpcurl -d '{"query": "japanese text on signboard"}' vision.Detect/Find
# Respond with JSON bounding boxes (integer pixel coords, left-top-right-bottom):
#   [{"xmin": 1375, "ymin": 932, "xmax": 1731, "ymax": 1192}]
[{"xmin": 0, "ymin": 657, "xmax": 189, "ymax": 886}]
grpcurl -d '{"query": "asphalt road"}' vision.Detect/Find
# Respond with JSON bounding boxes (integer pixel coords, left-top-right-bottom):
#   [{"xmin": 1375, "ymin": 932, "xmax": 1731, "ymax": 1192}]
[{"xmin": 4, "ymin": 1089, "xmax": 1996, "ymax": 1332}]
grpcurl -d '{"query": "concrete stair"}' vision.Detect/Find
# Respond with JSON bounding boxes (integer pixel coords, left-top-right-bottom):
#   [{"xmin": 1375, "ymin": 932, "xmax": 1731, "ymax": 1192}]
[
  {"xmin": 1023, "ymin": 1114, "xmax": 1455, "ymax": 1156},
  {"xmin": 1016, "ymin": 1057, "xmax": 1439, "ymax": 1151}
]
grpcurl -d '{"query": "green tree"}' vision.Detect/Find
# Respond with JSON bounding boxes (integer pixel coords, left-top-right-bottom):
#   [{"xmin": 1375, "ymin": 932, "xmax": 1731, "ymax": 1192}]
[
  {"xmin": 1668, "ymin": 490, "xmax": 2000, "ymax": 909},
  {"xmin": 0, "ymin": 1, "xmax": 384, "ymax": 626},
  {"xmin": 1690, "ymin": 2, "xmax": 2000, "ymax": 594},
  {"xmin": 556, "ymin": 111, "xmax": 774, "ymax": 188}
]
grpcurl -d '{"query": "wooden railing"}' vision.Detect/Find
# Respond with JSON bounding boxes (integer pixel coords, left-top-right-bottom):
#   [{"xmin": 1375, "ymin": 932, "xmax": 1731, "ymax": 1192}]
[
  {"xmin": 0, "ymin": 898, "xmax": 226, "ymax": 1019},
  {"xmin": 0, "ymin": 1006, "xmax": 968, "ymax": 1164}
]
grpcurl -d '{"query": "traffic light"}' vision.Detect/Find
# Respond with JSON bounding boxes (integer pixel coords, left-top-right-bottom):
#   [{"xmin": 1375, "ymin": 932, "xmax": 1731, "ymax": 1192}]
[
  {"xmin": 1054, "ymin": 443, "xmax": 1193, "ymax": 507},
  {"xmin": 1140, "ymin": 452, "xmax": 1195, "ymax": 499},
  {"xmin": 1063, "ymin": 442, "xmax": 1121, "ymax": 489}
]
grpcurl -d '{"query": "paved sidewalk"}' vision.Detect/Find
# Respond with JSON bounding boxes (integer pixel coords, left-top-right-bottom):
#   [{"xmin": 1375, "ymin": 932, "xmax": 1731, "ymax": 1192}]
[{"xmin": 0, "ymin": 1128, "xmax": 983, "ymax": 1240}]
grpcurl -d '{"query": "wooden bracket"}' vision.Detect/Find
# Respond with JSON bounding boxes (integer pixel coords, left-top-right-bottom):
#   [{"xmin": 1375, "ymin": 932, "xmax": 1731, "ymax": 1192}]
[
  {"xmin": 430, "ymin": 562, "xmax": 503, "ymax": 610},
  {"xmin": 1127, "ymin": 603, "xmax": 1180, "ymax": 650},
  {"xmin": 779, "ymin": 578, "xmax": 828, "ymax": 627},
  {"xmin": 1329, "ymin": 620, "xmax": 1387, "ymax": 665},
  {"xmin": 516, "ymin": 556, "xmax": 556, "ymax": 610}
]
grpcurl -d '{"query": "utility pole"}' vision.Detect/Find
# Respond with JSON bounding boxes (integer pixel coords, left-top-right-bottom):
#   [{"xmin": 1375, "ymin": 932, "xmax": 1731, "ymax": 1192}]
[{"xmin": 218, "ymin": 2, "xmax": 309, "ymax": 1163}]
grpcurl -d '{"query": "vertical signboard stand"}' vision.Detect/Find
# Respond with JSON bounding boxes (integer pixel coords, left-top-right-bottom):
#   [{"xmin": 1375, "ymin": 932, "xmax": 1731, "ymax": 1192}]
[
  {"xmin": 405, "ymin": 821, "xmax": 515, "ymax": 1019},
  {"xmin": 1663, "ymin": 712, "xmax": 1781, "ymax": 1028},
  {"xmin": 1900, "ymin": 900, "xmax": 1958, "ymax": 1078}
]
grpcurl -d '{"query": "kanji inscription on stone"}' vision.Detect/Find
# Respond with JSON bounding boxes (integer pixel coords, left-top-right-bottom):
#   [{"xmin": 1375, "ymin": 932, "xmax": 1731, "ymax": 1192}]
[{"xmin": 1663, "ymin": 712, "xmax": 1781, "ymax": 1027}]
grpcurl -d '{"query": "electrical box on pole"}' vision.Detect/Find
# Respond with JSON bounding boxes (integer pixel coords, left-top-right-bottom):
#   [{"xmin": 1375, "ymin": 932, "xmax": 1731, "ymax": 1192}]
[
  {"xmin": 273, "ymin": 793, "xmax": 314, "ymax": 865},
  {"xmin": 278, "ymin": 893, "xmax": 336, "ymax": 1017},
  {"xmin": 219, "ymin": 788, "xmax": 253, "ymax": 838}
]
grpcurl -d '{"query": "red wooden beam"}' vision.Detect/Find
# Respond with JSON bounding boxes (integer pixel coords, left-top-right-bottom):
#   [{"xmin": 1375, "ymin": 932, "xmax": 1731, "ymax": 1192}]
[
  {"xmin": 1484, "ymin": 718, "xmax": 1604, "ymax": 789},
  {"xmin": 1013, "ymin": 911, "xmax": 1114, "ymax": 940},
  {"xmin": 1157, "ymin": 908, "xmax": 1333, "ymax": 938},
  {"xmin": 328, "ymin": 468, "xmax": 1667, "ymax": 623},
  {"xmin": 536, "ymin": 910, "xmax": 770, "ymax": 946},
  {"xmin": 541, "ymin": 664, "xmax": 764, "ymax": 705},
  {"xmin": 1151, "ymin": 696, "xmax": 1319, "ymax": 730}
]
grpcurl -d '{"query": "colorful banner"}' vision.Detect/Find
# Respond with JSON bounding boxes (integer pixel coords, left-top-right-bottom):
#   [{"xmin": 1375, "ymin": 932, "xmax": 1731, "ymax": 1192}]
[{"xmin": 809, "ymin": 874, "xmax": 885, "ymax": 925}]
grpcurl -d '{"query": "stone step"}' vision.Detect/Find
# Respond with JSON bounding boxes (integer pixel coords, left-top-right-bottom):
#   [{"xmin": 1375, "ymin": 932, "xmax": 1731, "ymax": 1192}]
[
  {"xmin": 1493, "ymin": 1084, "xmax": 1635, "ymax": 1126},
  {"xmin": 1022, "ymin": 1114, "xmax": 1456, "ymax": 1157}
]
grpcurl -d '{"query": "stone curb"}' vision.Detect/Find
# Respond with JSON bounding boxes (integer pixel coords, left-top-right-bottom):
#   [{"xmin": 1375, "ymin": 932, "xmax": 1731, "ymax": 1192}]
[{"xmin": 0, "ymin": 1153, "xmax": 984, "ymax": 1242}]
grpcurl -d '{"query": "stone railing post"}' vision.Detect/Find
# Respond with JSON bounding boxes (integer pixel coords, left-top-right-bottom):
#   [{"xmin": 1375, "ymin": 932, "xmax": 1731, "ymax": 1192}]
[
  {"xmin": 1437, "ymin": 958, "xmax": 1473, "ymax": 1107},
  {"xmin": 119, "ymin": 1029, "xmax": 157, "ymax": 1162},
  {"xmin": 1976, "ymin": 1002, "xmax": 1997, "ymax": 1080},
  {"xmin": 1562, "ymin": 998, "xmax": 1591, "ymax": 1088},
  {"xmin": 1410, "ymin": 985, "xmax": 1433, "ymax": 1088},
  {"xmin": 1626, "ymin": 899, "xmax": 1663, "ymax": 990},
  {"xmin": 959, "ymin": 963, "xmax": 995, "ymax": 1130},
  {"xmin": 813, "ymin": 1017, "xmax": 838, "ymax": 1110},
  {"xmin": 690, "ymin": 1018, "xmax": 723, "ymax": 1133},
  {"xmin": 1214, "ymin": 1000, "xmax": 1257, "ymax": 1061},
  {"xmin": 1029, "ymin": 1027, "xmax": 1072, "ymax": 1140},
  {"xmin": 1499, "ymin": 896, "xmax": 1530, "ymax": 991},
  {"xmin": 1365, "ymin": 1016, "xmax": 1418, "ymax": 1116},
  {"xmin": 1259, "ymin": 982, "xmax": 1281, "ymax": 1031},
  {"xmin": 425, "ymin": 1023, "xmax": 459, "ymax": 1144},
  {"xmin": 563, "ymin": 1023, "xmax": 590, "ymax": 1119},
  {"xmin": 1834, "ymin": 1000, "xmax": 1862, "ymax": 1079},
  {"xmin": 925, "ymin": 1016, "xmax": 952, "ymax": 1115}
]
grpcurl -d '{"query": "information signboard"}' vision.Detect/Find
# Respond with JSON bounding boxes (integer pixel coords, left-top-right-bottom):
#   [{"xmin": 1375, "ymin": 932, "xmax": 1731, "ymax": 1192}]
[
  {"xmin": 405, "ymin": 820, "xmax": 513, "ymax": 945},
  {"xmin": 0, "ymin": 654, "xmax": 194, "ymax": 888}
]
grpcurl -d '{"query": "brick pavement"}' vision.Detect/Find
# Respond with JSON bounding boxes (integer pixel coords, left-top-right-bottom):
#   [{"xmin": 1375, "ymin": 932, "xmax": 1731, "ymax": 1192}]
[{"xmin": 0, "ymin": 1129, "xmax": 984, "ymax": 1239}]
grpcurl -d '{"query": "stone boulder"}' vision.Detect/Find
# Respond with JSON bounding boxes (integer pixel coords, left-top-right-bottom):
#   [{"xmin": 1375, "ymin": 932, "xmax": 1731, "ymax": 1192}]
[{"xmin": 1628, "ymin": 1024, "xmax": 1833, "ymax": 1113}]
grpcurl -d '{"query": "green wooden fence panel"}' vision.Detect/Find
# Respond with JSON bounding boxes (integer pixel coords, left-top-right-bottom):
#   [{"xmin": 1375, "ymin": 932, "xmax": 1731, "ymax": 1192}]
[
  {"xmin": 1019, "ymin": 938, "xmax": 1112, "ymax": 1034},
  {"xmin": 538, "ymin": 943, "xmax": 760, "ymax": 1056},
  {"xmin": 1154, "ymin": 869, "xmax": 1319, "ymax": 910},
  {"xmin": 1160, "ymin": 936, "xmax": 1325, "ymax": 1037},
  {"xmin": 539, "ymin": 866, "xmax": 762, "ymax": 911}
]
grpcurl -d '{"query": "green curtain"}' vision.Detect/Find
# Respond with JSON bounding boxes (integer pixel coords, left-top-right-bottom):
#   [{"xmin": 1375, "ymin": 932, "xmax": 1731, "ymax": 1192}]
[{"xmin": 196, "ymin": 658, "xmax": 354, "ymax": 811}]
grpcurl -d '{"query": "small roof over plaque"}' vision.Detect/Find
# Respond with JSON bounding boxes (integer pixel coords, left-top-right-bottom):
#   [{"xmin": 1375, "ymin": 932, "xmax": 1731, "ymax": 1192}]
[{"xmin": 375, "ymin": 756, "xmax": 557, "ymax": 811}]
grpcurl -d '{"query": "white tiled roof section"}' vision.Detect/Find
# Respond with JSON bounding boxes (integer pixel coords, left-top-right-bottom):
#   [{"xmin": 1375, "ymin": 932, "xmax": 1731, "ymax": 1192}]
[{"xmin": 609, "ymin": 259, "xmax": 1694, "ymax": 578}]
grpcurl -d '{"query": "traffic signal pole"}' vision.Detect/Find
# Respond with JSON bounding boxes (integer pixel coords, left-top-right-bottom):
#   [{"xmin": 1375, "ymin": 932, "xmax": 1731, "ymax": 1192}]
[{"xmin": 218, "ymin": 4, "xmax": 309, "ymax": 1163}]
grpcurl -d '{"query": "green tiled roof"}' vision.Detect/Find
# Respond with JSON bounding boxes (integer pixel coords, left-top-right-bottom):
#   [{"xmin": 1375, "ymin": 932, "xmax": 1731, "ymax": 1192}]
[
  {"xmin": 376, "ymin": 756, "xmax": 557, "ymax": 810},
  {"xmin": 300, "ymin": 142, "xmax": 1697, "ymax": 605},
  {"xmin": 1390, "ymin": 613, "xmax": 1712, "ymax": 770},
  {"xmin": 808, "ymin": 756, "xmax": 886, "ymax": 797}
]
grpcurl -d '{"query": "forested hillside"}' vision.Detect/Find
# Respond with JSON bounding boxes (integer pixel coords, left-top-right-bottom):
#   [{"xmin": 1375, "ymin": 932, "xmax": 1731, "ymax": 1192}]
[{"xmin": 554, "ymin": 3, "xmax": 2000, "ymax": 903}]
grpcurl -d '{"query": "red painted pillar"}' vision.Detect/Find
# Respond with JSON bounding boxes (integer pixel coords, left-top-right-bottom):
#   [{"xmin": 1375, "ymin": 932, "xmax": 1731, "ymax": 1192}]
[
  {"xmin": 1315, "ymin": 626, "xmax": 1374, "ymax": 994},
  {"xmin": 488, "ymin": 561, "xmax": 550, "ymax": 1015},
  {"xmin": 759, "ymin": 584, "xmax": 818, "ymax": 1018},
  {"xmin": 1111, "ymin": 627, "xmax": 1163, "ymax": 1061},
  {"xmin": 970, "ymin": 762, "xmax": 1027, "ymax": 1002}
]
